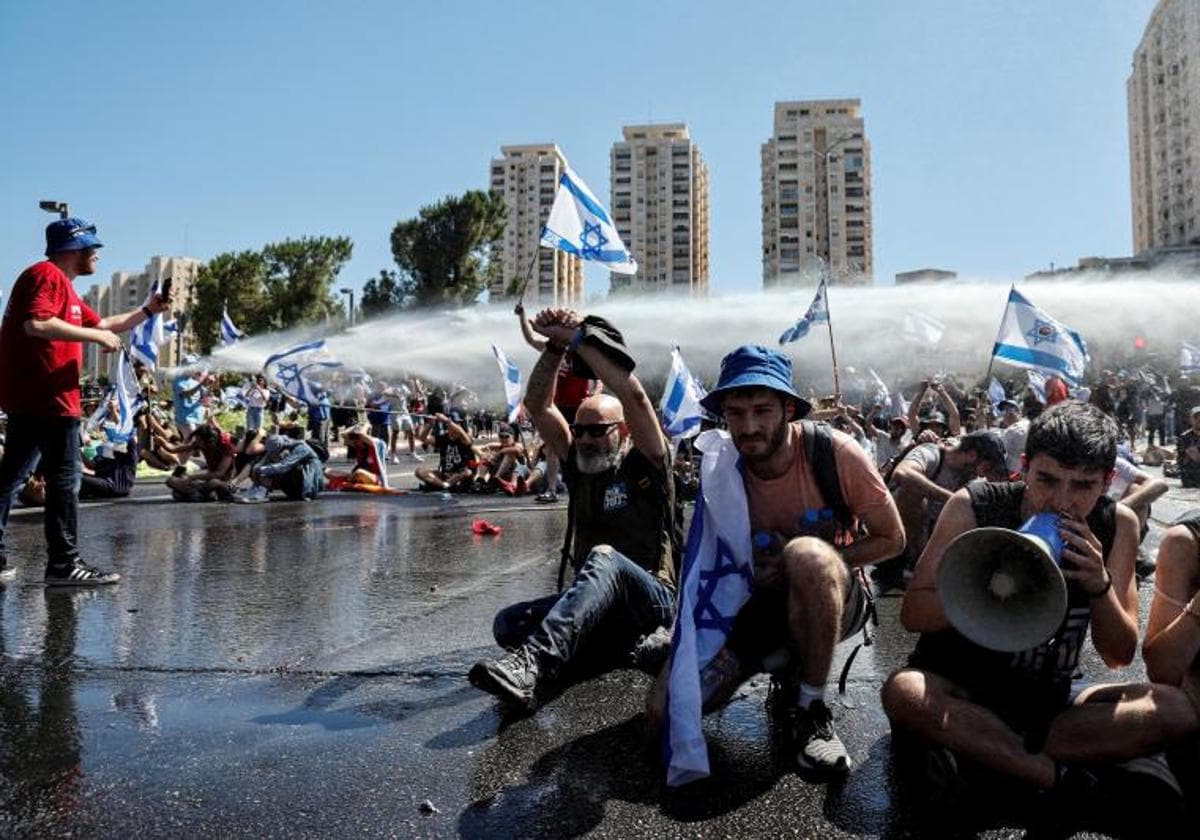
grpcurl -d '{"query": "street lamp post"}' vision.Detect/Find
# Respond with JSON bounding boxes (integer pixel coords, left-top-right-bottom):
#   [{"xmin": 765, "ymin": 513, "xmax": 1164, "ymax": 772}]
[
  {"xmin": 817, "ymin": 133, "xmax": 857, "ymax": 284},
  {"xmin": 39, "ymin": 200, "xmax": 70, "ymax": 219},
  {"xmin": 339, "ymin": 287, "xmax": 354, "ymax": 326}
]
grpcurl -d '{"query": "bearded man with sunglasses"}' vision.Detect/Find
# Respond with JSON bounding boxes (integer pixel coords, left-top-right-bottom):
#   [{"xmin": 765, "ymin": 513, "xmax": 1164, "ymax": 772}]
[{"xmin": 469, "ymin": 308, "xmax": 676, "ymax": 712}]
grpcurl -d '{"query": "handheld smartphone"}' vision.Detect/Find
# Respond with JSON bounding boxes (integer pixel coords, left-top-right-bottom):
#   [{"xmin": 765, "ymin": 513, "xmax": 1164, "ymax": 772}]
[{"xmin": 160, "ymin": 276, "xmax": 173, "ymax": 302}]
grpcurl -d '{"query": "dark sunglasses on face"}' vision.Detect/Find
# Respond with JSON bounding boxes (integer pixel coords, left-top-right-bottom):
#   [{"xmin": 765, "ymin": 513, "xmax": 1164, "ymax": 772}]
[{"xmin": 571, "ymin": 421, "xmax": 620, "ymax": 438}]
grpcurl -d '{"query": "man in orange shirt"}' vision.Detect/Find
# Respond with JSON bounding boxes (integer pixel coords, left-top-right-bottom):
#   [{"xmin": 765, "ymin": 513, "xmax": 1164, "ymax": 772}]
[{"xmin": 652, "ymin": 345, "xmax": 904, "ymax": 776}]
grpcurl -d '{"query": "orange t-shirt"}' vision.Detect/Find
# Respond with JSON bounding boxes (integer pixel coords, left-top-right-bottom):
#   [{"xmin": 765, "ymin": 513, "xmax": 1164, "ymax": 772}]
[{"xmin": 743, "ymin": 422, "xmax": 893, "ymax": 540}]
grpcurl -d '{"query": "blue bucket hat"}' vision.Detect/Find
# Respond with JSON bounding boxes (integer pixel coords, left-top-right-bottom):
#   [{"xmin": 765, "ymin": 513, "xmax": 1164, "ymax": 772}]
[
  {"xmin": 45, "ymin": 217, "xmax": 103, "ymax": 256},
  {"xmin": 700, "ymin": 344, "xmax": 811, "ymax": 418}
]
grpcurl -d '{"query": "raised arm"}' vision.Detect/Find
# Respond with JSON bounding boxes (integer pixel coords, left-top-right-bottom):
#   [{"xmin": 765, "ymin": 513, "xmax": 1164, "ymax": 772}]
[{"xmin": 934, "ymin": 384, "xmax": 962, "ymax": 436}]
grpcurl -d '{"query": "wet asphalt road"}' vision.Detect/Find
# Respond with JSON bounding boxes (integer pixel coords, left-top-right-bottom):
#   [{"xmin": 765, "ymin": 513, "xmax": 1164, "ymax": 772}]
[{"xmin": 0, "ymin": 464, "xmax": 1197, "ymax": 838}]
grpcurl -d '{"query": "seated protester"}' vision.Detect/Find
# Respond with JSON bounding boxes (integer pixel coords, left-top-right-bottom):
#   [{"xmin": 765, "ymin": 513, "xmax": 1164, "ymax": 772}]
[
  {"xmin": 469, "ymin": 309, "xmax": 677, "ymax": 713},
  {"xmin": 647, "ymin": 345, "xmax": 905, "ymax": 779},
  {"xmin": 886, "ymin": 430, "xmax": 1007, "ymax": 586},
  {"xmin": 18, "ymin": 471, "xmax": 46, "ymax": 508},
  {"xmin": 136, "ymin": 407, "xmax": 183, "ymax": 471},
  {"xmin": 907, "ymin": 380, "xmax": 962, "ymax": 441},
  {"xmin": 414, "ymin": 413, "xmax": 477, "ymax": 492},
  {"xmin": 476, "ymin": 425, "xmax": 528, "ymax": 495},
  {"xmin": 163, "ymin": 425, "xmax": 236, "ymax": 502},
  {"xmin": 326, "ymin": 423, "xmax": 390, "ymax": 488},
  {"xmin": 79, "ymin": 438, "xmax": 138, "ymax": 500},
  {"xmin": 883, "ymin": 402, "xmax": 1198, "ymax": 825},
  {"xmin": 239, "ymin": 432, "xmax": 324, "ymax": 502},
  {"xmin": 1107, "ymin": 449, "xmax": 1169, "ymax": 578},
  {"xmin": 1176, "ymin": 406, "xmax": 1200, "ymax": 489},
  {"xmin": 863, "ymin": 406, "xmax": 911, "ymax": 471}
]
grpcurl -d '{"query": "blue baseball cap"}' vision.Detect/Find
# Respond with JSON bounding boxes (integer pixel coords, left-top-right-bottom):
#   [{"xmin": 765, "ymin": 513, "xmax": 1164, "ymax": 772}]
[
  {"xmin": 700, "ymin": 344, "xmax": 811, "ymax": 417},
  {"xmin": 45, "ymin": 217, "xmax": 103, "ymax": 256}
]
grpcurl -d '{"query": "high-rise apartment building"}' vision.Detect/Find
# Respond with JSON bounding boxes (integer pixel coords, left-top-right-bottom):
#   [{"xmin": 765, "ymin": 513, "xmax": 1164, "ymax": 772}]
[
  {"xmin": 84, "ymin": 255, "xmax": 201, "ymax": 380},
  {"xmin": 609, "ymin": 123, "xmax": 709, "ymax": 295},
  {"xmin": 1129, "ymin": 0, "xmax": 1200, "ymax": 254},
  {"xmin": 488, "ymin": 144, "xmax": 583, "ymax": 305},
  {"xmin": 761, "ymin": 99, "xmax": 873, "ymax": 287}
]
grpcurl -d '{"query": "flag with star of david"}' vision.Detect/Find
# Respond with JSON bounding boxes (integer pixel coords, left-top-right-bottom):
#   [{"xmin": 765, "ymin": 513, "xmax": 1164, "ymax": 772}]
[
  {"xmin": 778, "ymin": 279, "xmax": 830, "ymax": 344},
  {"xmin": 491, "ymin": 344, "xmax": 523, "ymax": 423},
  {"xmin": 664, "ymin": 429, "xmax": 755, "ymax": 787},
  {"xmin": 539, "ymin": 165, "xmax": 637, "ymax": 274},
  {"xmin": 129, "ymin": 280, "xmax": 169, "ymax": 370},
  {"xmin": 220, "ymin": 305, "xmax": 244, "ymax": 345},
  {"xmin": 991, "ymin": 287, "xmax": 1089, "ymax": 385},
  {"xmin": 263, "ymin": 339, "xmax": 343, "ymax": 404}
]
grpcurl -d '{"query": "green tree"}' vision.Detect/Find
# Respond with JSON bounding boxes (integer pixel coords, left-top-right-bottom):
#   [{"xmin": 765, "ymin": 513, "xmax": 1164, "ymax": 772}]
[
  {"xmin": 191, "ymin": 250, "xmax": 271, "ymax": 355},
  {"xmin": 390, "ymin": 190, "xmax": 506, "ymax": 307},
  {"xmin": 360, "ymin": 269, "xmax": 415, "ymax": 317},
  {"xmin": 262, "ymin": 236, "xmax": 354, "ymax": 328}
]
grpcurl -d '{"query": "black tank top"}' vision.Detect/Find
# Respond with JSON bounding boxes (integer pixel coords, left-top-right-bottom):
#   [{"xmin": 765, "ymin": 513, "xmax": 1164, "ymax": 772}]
[{"xmin": 910, "ymin": 481, "xmax": 1117, "ymax": 694}]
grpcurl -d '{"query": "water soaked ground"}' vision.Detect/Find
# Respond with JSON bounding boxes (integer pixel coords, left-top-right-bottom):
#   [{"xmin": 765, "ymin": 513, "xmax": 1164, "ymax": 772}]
[{"xmin": 1, "ymin": 469, "xmax": 1197, "ymax": 838}]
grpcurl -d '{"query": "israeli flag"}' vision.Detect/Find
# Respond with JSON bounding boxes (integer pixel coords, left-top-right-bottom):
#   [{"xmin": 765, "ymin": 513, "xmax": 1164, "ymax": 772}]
[
  {"xmin": 491, "ymin": 344, "xmax": 523, "ymax": 423},
  {"xmin": 660, "ymin": 347, "xmax": 707, "ymax": 441},
  {"xmin": 778, "ymin": 279, "xmax": 829, "ymax": 344},
  {"xmin": 110, "ymin": 351, "xmax": 143, "ymax": 442},
  {"xmin": 1182, "ymin": 341, "xmax": 1200, "ymax": 375},
  {"xmin": 220, "ymin": 306, "xmax": 244, "ymax": 345},
  {"xmin": 988, "ymin": 377, "xmax": 1007, "ymax": 407},
  {"xmin": 129, "ymin": 282, "xmax": 168, "ymax": 369},
  {"xmin": 664, "ymin": 430, "xmax": 754, "ymax": 786},
  {"xmin": 264, "ymin": 340, "xmax": 342, "ymax": 404},
  {"xmin": 990, "ymin": 288, "xmax": 1089, "ymax": 385},
  {"xmin": 540, "ymin": 166, "xmax": 637, "ymax": 274},
  {"xmin": 901, "ymin": 310, "xmax": 945, "ymax": 346},
  {"xmin": 867, "ymin": 368, "xmax": 892, "ymax": 410}
]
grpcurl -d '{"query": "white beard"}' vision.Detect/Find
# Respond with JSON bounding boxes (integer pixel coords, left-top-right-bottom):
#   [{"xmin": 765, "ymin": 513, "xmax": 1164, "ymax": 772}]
[{"xmin": 575, "ymin": 447, "xmax": 621, "ymax": 475}]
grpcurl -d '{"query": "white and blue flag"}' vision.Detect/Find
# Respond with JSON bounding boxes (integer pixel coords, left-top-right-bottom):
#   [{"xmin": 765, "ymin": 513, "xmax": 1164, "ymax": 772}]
[
  {"xmin": 88, "ymin": 351, "xmax": 144, "ymax": 443},
  {"xmin": 778, "ymin": 279, "xmax": 829, "ymax": 344},
  {"xmin": 1027, "ymin": 369, "xmax": 1048, "ymax": 404},
  {"xmin": 540, "ymin": 166, "xmax": 637, "ymax": 274},
  {"xmin": 991, "ymin": 288, "xmax": 1089, "ymax": 385},
  {"xmin": 491, "ymin": 344, "xmax": 523, "ymax": 423},
  {"xmin": 220, "ymin": 306, "xmax": 244, "ymax": 345},
  {"xmin": 129, "ymin": 282, "xmax": 169, "ymax": 369},
  {"xmin": 988, "ymin": 377, "xmax": 1007, "ymax": 407},
  {"xmin": 660, "ymin": 347, "xmax": 707, "ymax": 441},
  {"xmin": 1182, "ymin": 341, "xmax": 1200, "ymax": 375},
  {"xmin": 264, "ymin": 340, "xmax": 342, "ymax": 404}
]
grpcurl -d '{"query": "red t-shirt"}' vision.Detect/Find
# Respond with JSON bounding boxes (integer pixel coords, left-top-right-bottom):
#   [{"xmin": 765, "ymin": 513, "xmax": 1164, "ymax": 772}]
[
  {"xmin": 554, "ymin": 355, "xmax": 593, "ymax": 410},
  {"xmin": 0, "ymin": 261, "xmax": 101, "ymax": 417}
]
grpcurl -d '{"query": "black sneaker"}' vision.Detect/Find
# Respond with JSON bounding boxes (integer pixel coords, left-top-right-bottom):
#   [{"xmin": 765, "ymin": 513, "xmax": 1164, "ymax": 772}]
[
  {"xmin": 792, "ymin": 700, "xmax": 852, "ymax": 775},
  {"xmin": 468, "ymin": 647, "xmax": 540, "ymax": 710},
  {"xmin": 45, "ymin": 559, "xmax": 120, "ymax": 586}
]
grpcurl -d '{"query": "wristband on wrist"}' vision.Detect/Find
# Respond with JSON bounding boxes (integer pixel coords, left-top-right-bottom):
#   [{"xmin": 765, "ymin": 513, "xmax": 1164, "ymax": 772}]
[
  {"xmin": 1088, "ymin": 573, "xmax": 1113, "ymax": 599},
  {"xmin": 140, "ymin": 305, "xmax": 153, "ymax": 320}
]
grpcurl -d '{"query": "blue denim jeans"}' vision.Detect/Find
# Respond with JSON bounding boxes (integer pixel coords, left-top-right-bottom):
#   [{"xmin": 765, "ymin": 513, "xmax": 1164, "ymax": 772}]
[
  {"xmin": 246, "ymin": 406, "xmax": 264, "ymax": 432},
  {"xmin": 0, "ymin": 416, "xmax": 82, "ymax": 569},
  {"xmin": 492, "ymin": 545, "xmax": 675, "ymax": 672}
]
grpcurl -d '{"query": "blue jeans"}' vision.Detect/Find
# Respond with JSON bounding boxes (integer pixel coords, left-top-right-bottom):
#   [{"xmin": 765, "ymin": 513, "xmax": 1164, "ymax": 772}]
[
  {"xmin": 0, "ymin": 416, "xmax": 82, "ymax": 569},
  {"xmin": 492, "ymin": 545, "xmax": 675, "ymax": 671},
  {"xmin": 246, "ymin": 406, "xmax": 264, "ymax": 432}
]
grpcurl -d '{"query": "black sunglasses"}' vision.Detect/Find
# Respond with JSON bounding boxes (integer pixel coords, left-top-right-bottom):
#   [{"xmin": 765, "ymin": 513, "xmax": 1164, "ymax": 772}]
[{"xmin": 570, "ymin": 421, "xmax": 620, "ymax": 438}]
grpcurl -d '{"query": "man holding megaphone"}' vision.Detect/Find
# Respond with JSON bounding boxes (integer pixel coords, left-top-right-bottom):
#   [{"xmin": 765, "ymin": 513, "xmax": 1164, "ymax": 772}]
[{"xmin": 882, "ymin": 402, "xmax": 1197, "ymax": 823}]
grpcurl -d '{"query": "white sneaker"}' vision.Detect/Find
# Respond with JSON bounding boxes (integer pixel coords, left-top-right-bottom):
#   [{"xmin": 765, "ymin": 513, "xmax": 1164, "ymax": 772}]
[
  {"xmin": 234, "ymin": 485, "xmax": 270, "ymax": 504},
  {"xmin": 391, "ymin": 455, "xmax": 401, "ymax": 464},
  {"xmin": 411, "ymin": 452, "xmax": 424, "ymax": 462}
]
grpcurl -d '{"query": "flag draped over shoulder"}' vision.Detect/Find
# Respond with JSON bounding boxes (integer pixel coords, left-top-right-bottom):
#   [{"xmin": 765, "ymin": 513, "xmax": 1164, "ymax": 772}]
[
  {"xmin": 1182, "ymin": 341, "xmax": 1200, "ymax": 375},
  {"xmin": 263, "ymin": 340, "xmax": 342, "ymax": 404},
  {"xmin": 540, "ymin": 166, "xmax": 637, "ymax": 274},
  {"xmin": 778, "ymin": 279, "xmax": 829, "ymax": 344},
  {"xmin": 660, "ymin": 347, "xmax": 707, "ymax": 441},
  {"xmin": 664, "ymin": 430, "xmax": 754, "ymax": 787},
  {"xmin": 129, "ymin": 282, "xmax": 168, "ymax": 369},
  {"xmin": 221, "ymin": 306, "xmax": 244, "ymax": 345},
  {"xmin": 491, "ymin": 344, "xmax": 523, "ymax": 423},
  {"xmin": 990, "ymin": 288, "xmax": 1089, "ymax": 385}
]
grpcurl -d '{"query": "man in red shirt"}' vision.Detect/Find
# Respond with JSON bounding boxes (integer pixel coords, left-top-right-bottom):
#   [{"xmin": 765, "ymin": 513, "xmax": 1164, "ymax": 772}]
[{"xmin": 0, "ymin": 217, "xmax": 170, "ymax": 585}]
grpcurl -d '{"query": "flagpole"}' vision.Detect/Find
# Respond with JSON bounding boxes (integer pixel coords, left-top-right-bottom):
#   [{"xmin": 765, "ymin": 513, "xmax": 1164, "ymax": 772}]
[
  {"xmin": 516, "ymin": 239, "xmax": 541, "ymax": 305},
  {"xmin": 983, "ymin": 284, "xmax": 1015, "ymax": 388},
  {"xmin": 822, "ymin": 279, "xmax": 842, "ymax": 401}
]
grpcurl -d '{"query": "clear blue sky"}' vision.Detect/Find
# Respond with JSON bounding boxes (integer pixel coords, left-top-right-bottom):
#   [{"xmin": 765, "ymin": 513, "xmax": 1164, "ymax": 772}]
[{"xmin": 0, "ymin": 0, "xmax": 1158, "ymax": 301}]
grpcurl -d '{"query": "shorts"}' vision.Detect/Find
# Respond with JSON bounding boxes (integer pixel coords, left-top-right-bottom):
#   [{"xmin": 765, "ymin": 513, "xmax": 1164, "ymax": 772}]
[
  {"xmin": 725, "ymin": 571, "xmax": 870, "ymax": 669},
  {"xmin": 392, "ymin": 414, "xmax": 414, "ymax": 433}
]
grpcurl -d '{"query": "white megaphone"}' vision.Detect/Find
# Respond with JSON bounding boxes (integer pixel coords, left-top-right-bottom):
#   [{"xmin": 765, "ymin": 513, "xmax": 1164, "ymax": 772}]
[{"xmin": 935, "ymin": 512, "xmax": 1067, "ymax": 652}]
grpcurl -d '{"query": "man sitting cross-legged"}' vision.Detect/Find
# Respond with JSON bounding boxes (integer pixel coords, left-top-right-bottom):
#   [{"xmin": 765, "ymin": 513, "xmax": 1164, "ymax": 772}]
[
  {"xmin": 882, "ymin": 401, "xmax": 1198, "ymax": 824},
  {"xmin": 468, "ymin": 308, "xmax": 676, "ymax": 712}
]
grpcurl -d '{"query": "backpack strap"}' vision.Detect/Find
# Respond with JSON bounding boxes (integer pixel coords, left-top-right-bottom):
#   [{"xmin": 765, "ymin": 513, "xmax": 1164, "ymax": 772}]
[{"xmin": 799, "ymin": 419, "xmax": 853, "ymax": 529}]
